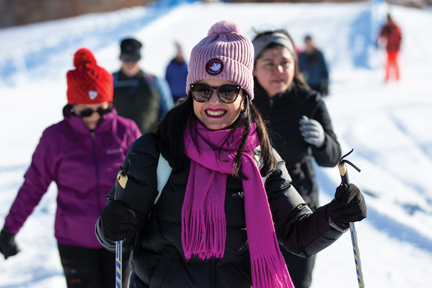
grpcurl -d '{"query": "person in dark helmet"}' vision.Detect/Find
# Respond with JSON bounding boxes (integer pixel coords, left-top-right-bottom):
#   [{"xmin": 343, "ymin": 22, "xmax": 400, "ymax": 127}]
[
  {"xmin": 252, "ymin": 29, "xmax": 341, "ymax": 288},
  {"xmin": 298, "ymin": 35, "xmax": 330, "ymax": 96},
  {"xmin": 95, "ymin": 20, "xmax": 366, "ymax": 288},
  {"xmin": 0, "ymin": 48, "xmax": 141, "ymax": 288},
  {"xmin": 112, "ymin": 37, "xmax": 174, "ymax": 134}
]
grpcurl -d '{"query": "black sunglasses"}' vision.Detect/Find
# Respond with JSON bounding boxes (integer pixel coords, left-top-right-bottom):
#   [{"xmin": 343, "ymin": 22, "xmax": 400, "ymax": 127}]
[
  {"xmin": 120, "ymin": 54, "xmax": 141, "ymax": 63},
  {"xmin": 71, "ymin": 104, "xmax": 113, "ymax": 118},
  {"xmin": 190, "ymin": 83, "xmax": 242, "ymax": 104}
]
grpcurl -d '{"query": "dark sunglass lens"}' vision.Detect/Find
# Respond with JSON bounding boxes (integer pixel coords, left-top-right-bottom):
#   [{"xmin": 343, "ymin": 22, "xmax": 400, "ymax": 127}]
[
  {"xmin": 191, "ymin": 85, "xmax": 212, "ymax": 102},
  {"xmin": 218, "ymin": 85, "xmax": 239, "ymax": 103},
  {"xmin": 79, "ymin": 109, "xmax": 94, "ymax": 117},
  {"xmin": 120, "ymin": 54, "xmax": 140, "ymax": 63},
  {"xmin": 97, "ymin": 107, "xmax": 112, "ymax": 116}
]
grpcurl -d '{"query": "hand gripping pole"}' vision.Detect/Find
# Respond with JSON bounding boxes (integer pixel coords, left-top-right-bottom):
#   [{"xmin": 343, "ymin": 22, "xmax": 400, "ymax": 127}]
[{"xmin": 338, "ymin": 149, "xmax": 365, "ymax": 288}]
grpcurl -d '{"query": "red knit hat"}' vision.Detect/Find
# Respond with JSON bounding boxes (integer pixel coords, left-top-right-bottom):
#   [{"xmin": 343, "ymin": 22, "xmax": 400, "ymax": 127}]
[{"xmin": 66, "ymin": 48, "xmax": 113, "ymax": 104}]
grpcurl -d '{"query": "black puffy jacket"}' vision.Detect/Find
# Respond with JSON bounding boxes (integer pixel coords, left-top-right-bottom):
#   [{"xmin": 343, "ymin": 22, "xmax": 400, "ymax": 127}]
[
  {"xmin": 253, "ymin": 81, "xmax": 341, "ymax": 211},
  {"xmin": 96, "ymin": 133, "xmax": 343, "ymax": 288}
]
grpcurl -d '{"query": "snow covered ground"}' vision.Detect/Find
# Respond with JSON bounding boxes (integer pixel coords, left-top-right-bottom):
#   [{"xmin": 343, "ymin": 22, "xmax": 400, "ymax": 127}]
[{"xmin": 1, "ymin": 1, "xmax": 432, "ymax": 287}]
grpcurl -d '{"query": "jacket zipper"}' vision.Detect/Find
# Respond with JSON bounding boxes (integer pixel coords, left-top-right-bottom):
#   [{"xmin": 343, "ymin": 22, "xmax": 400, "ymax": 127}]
[
  {"xmin": 91, "ymin": 131, "xmax": 101, "ymax": 212},
  {"xmin": 210, "ymin": 257, "xmax": 216, "ymax": 288},
  {"xmin": 269, "ymin": 98, "xmax": 274, "ymax": 109}
]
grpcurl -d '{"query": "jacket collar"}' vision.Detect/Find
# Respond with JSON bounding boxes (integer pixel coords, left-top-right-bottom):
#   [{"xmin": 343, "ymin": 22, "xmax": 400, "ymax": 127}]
[
  {"xmin": 253, "ymin": 77, "xmax": 295, "ymax": 102},
  {"xmin": 62, "ymin": 105, "xmax": 118, "ymax": 135}
]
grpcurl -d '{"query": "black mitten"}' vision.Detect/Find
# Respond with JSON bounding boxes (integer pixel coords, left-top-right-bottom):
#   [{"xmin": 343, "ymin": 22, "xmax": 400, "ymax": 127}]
[
  {"xmin": 100, "ymin": 200, "xmax": 138, "ymax": 242},
  {"xmin": 328, "ymin": 183, "xmax": 367, "ymax": 230},
  {"xmin": 0, "ymin": 227, "xmax": 20, "ymax": 259}
]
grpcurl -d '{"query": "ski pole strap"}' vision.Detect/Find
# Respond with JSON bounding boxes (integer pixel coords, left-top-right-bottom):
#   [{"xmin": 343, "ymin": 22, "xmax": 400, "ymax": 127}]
[{"xmin": 338, "ymin": 149, "xmax": 361, "ymax": 185}]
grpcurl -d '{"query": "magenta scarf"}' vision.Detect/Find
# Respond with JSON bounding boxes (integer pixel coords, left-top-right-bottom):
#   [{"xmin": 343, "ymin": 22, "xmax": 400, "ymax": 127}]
[{"xmin": 182, "ymin": 119, "xmax": 294, "ymax": 288}]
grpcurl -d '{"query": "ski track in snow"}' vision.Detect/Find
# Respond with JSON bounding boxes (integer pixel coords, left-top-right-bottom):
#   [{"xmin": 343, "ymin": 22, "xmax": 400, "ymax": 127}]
[{"xmin": 1, "ymin": 1, "xmax": 432, "ymax": 287}]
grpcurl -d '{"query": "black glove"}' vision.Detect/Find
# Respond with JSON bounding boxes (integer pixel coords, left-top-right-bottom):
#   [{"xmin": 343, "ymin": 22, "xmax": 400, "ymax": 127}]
[
  {"xmin": 328, "ymin": 183, "xmax": 367, "ymax": 230},
  {"xmin": 0, "ymin": 227, "xmax": 20, "ymax": 259},
  {"xmin": 100, "ymin": 200, "xmax": 138, "ymax": 242}
]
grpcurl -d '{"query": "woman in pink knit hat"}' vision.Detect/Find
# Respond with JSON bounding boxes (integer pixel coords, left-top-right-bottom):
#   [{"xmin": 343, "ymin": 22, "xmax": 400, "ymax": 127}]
[{"xmin": 96, "ymin": 20, "xmax": 367, "ymax": 288}]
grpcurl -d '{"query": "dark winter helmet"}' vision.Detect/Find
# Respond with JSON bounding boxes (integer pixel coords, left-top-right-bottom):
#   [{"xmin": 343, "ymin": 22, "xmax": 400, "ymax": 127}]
[{"xmin": 120, "ymin": 38, "xmax": 142, "ymax": 62}]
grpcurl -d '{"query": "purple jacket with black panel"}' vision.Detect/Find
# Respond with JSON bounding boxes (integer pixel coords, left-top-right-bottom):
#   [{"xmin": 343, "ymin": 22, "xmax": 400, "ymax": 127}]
[{"xmin": 4, "ymin": 107, "xmax": 141, "ymax": 248}]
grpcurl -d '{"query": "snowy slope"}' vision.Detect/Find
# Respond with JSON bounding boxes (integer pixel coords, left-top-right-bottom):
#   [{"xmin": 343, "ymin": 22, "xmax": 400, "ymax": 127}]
[{"xmin": 1, "ymin": 2, "xmax": 432, "ymax": 287}]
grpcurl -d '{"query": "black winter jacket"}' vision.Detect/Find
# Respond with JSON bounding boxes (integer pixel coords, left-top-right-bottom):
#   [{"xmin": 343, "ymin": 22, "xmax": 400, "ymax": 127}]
[
  {"xmin": 253, "ymin": 81, "xmax": 341, "ymax": 211},
  {"xmin": 96, "ymin": 133, "xmax": 343, "ymax": 288},
  {"xmin": 112, "ymin": 70, "xmax": 161, "ymax": 134}
]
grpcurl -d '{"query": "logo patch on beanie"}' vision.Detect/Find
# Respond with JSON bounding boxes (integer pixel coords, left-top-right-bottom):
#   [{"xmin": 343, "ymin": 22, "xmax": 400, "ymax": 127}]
[
  {"xmin": 205, "ymin": 58, "xmax": 224, "ymax": 75},
  {"xmin": 88, "ymin": 90, "xmax": 98, "ymax": 100}
]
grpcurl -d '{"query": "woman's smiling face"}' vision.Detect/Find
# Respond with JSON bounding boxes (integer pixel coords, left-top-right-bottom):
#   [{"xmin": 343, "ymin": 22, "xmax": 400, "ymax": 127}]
[{"xmin": 193, "ymin": 79, "xmax": 244, "ymax": 131}]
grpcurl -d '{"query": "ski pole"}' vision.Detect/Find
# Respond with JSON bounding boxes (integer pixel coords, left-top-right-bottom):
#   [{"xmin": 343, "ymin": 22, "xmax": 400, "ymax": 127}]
[
  {"xmin": 115, "ymin": 238, "xmax": 122, "ymax": 288},
  {"xmin": 338, "ymin": 149, "xmax": 365, "ymax": 288},
  {"xmin": 114, "ymin": 160, "xmax": 131, "ymax": 288}
]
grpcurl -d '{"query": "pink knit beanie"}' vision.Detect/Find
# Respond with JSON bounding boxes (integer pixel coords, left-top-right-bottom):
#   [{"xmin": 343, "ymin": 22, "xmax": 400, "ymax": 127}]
[{"xmin": 186, "ymin": 20, "xmax": 255, "ymax": 100}]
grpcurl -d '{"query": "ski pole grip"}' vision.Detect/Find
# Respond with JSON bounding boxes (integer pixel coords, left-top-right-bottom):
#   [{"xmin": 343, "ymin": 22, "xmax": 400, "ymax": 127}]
[
  {"xmin": 114, "ymin": 160, "xmax": 130, "ymax": 288},
  {"xmin": 338, "ymin": 161, "xmax": 350, "ymax": 185},
  {"xmin": 115, "ymin": 172, "xmax": 127, "ymax": 201},
  {"xmin": 114, "ymin": 160, "xmax": 131, "ymax": 202}
]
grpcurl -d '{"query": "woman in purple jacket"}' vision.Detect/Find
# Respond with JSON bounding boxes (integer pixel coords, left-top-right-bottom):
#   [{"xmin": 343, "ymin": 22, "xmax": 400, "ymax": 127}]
[{"xmin": 0, "ymin": 48, "xmax": 141, "ymax": 288}]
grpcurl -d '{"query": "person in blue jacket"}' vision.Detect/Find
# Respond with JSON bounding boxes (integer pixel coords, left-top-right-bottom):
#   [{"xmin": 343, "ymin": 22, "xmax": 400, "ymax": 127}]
[
  {"xmin": 298, "ymin": 35, "xmax": 329, "ymax": 96},
  {"xmin": 112, "ymin": 38, "xmax": 174, "ymax": 134},
  {"xmin": 165, "ymin": 41, "xmax": 189, "ymax": 103}
]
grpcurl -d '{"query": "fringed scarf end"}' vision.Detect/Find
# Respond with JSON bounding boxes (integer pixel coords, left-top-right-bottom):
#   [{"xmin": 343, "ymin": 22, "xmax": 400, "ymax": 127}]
[
  {"xmin": 182, "ymin": 205, "xmax": 226, "ymax": 260},
  {"xmin": 251, "ymin": 255, "xmax": 294, "ymax": 288},
  {"xmin": 182, "ymin": 207, "xmax": 205, "ymax": 259}
]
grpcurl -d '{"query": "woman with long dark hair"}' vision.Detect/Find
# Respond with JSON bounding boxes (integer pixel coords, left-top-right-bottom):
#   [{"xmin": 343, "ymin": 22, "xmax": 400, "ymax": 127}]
[
  {"xmin": 96, "ymin": 21, "xmax": 366, "ymax": 288},
  {"xmin": 252, "ymin": 30, "xmax": 342, "ymax": 288}
]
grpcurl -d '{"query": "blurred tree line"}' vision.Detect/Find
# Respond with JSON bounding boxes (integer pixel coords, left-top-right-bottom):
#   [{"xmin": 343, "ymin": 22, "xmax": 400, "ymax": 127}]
[
  {"xmin": 0, "ymin": 0, "xmax": 154, "ymax": 28},
  {"xmin": 0, "ymin": 0, "xmax": 430, "ymax": 28}
]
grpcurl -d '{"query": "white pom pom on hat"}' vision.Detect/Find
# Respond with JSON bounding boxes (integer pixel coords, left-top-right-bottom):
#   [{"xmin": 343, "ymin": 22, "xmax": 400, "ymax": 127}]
[
  {"xmin": 186, "ymin": 20, "xmax": 255, "ymax": 100},
  {"xmin": 207, "ymin": 20, "xmax": 244, "ymax": 36}
]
